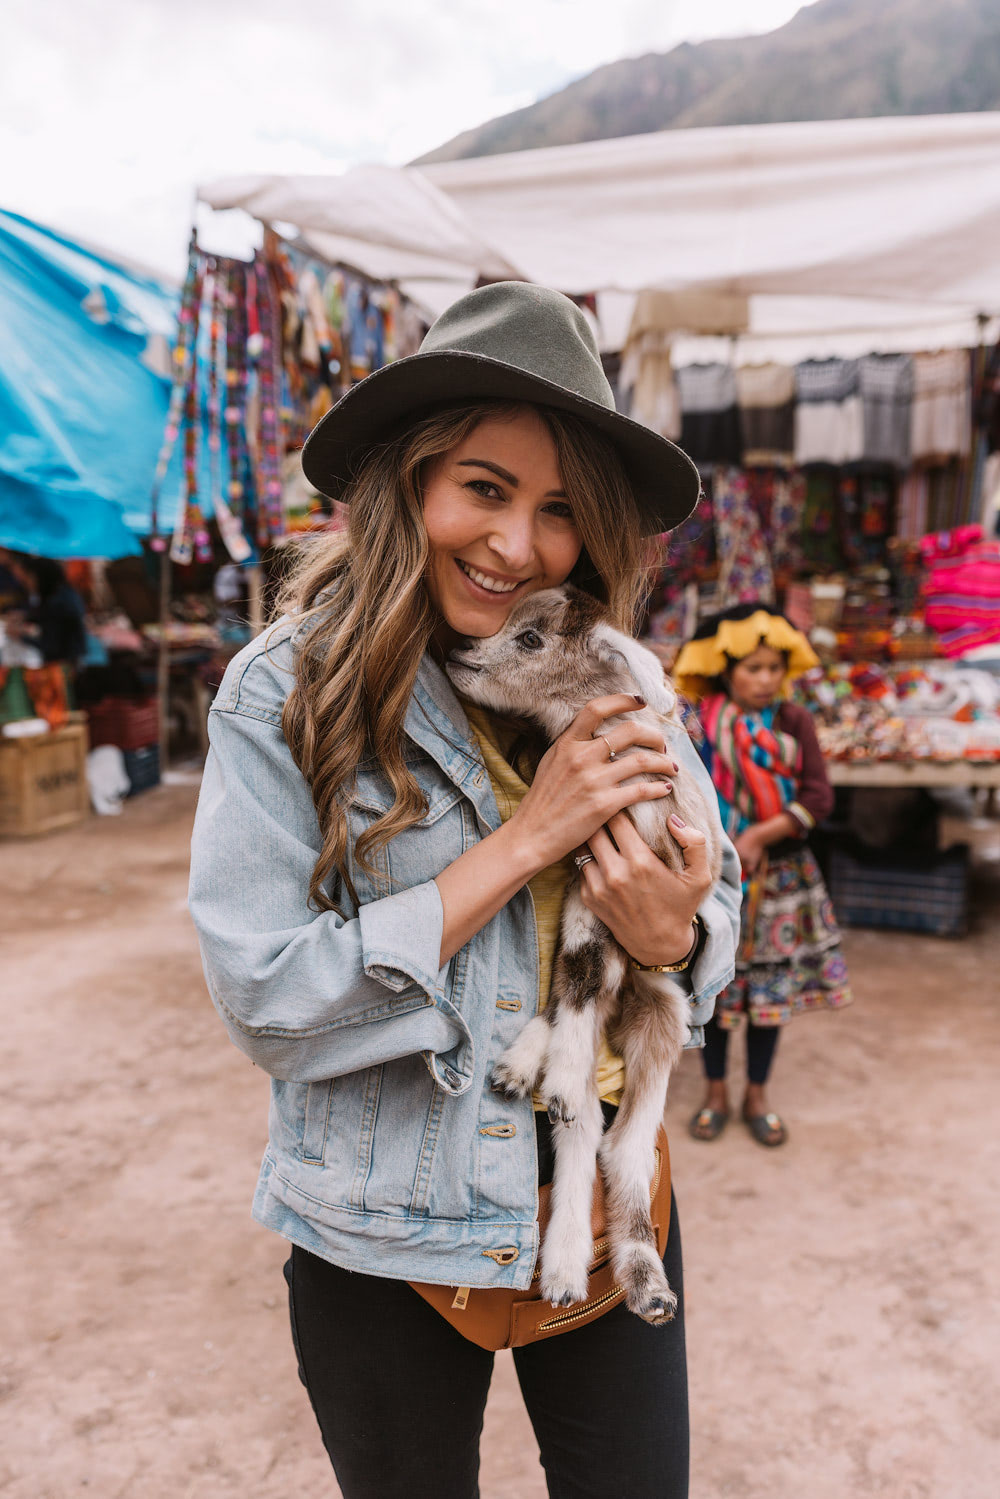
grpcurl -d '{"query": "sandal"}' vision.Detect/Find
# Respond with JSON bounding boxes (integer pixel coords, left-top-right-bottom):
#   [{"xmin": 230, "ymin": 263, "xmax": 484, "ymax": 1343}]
[
  {"xmin": 688, "ymin": 1106, "xmax": 729, "ymax": 1142},
  {"xmin": 742, "ymin": 1107, "xmax": 787, "ymax": 1147}
]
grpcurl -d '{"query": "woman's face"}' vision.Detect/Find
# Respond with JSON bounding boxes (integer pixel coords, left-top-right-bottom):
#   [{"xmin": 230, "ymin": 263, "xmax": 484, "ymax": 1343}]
[
  {"xmin": 422, "ymin": 408, "xmax": 583, "ymax": 642},
  {"xmin": 726, "ymin": 644, "xmax": 786, "ymax": 711}
]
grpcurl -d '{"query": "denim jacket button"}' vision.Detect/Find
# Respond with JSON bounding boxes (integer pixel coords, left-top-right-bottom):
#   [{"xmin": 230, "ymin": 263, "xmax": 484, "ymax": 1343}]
[{"xmin": 443, "ymin": 1066, "xmax": 462, "ymax": 1088}]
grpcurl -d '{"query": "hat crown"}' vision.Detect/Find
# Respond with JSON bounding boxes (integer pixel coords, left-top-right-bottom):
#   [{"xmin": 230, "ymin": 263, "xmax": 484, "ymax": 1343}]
[{"xmin": 419, "ymin": 282, "xmax": 614, "ymax": 413}]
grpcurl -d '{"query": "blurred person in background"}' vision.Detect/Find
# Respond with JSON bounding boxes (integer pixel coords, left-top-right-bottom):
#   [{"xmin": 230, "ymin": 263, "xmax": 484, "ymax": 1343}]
[
  {"xmin": 674, "ymin": 603, "xmax": 852, "ymax": 1148},
  {"xmin": 1, "ymin": 552, "xmax": 88, "ymax": 667}
]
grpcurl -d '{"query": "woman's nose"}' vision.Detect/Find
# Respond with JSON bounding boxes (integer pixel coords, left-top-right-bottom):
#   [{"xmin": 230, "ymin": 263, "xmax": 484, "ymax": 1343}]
[{"xmin": 488, "ymin": 514, "xmax": 536, "ymax": 569}]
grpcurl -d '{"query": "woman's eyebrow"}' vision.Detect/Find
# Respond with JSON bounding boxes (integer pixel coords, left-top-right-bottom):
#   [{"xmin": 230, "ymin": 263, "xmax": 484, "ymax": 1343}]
[{"xmin": 456, "ymin": 458, "xmax": 567, "ymax": 498}]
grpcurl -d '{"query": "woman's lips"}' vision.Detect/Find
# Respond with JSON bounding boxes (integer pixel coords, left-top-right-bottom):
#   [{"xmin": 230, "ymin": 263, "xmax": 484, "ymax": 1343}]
[{"xmin": 453, "ymin": 557, "xmax": 529, "ymax": 601}]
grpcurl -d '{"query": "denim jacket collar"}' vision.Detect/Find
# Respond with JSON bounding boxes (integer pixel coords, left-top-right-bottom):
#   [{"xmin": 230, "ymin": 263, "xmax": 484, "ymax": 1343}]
[{"xmin": 407, "ymin": 653, "xmax": 501, "ymax": 833}]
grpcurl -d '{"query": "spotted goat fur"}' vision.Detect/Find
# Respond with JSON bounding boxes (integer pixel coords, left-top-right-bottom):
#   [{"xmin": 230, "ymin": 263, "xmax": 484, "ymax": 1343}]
[{"xmin": 447, "ymin": 586, "xmax": 722, "ymax": 1323}]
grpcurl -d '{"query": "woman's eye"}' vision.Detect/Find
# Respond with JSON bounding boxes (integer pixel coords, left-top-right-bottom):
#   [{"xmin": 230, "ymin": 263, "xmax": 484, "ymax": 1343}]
[
  {"xmin": 516, "ymin": 629, "xmax": 545, "ymax": 650},
  {"xmin": 467, "ymin": 480, "xmax": 503, "ymax": 500},
  {"xmin": 545, "ymin": 501, "xmax": 574, "ymax": 520}
]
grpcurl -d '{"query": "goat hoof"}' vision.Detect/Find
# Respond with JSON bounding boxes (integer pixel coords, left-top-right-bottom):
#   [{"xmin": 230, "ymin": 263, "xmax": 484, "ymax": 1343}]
[
  {"xmin": 541, "ymin": 1280, "xmax": 587, "ymax": 1309},
  {"xmin": 636, "ymin": 1291, "xmax": 677, "ymax": 1326},
  {"xmin": 490, "ymin": 1069, "xmax": 527, "ymax": 1100},
  {"xmin": 546, "ymin": 1097, "xmax": 576, "ymax": 1125}
]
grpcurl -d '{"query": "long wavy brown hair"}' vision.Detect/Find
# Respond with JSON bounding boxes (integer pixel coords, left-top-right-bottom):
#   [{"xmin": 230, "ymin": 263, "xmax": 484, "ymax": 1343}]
[{"xmin": 278, "ymin": 400, "xmax": 661, "ymax": 912}]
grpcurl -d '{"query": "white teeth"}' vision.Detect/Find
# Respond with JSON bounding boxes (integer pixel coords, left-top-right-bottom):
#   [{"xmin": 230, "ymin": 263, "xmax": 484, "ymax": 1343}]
[{"xmin": 458, "ymin": 560, "xmax": 520, "ymax": 594}]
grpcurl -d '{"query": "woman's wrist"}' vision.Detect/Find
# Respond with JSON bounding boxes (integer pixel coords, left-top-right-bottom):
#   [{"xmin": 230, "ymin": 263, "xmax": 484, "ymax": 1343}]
[
  {"xmin": 628, "ymin": 915, "xmax": 701, "ymax": 972},
  {"xmin": 493, "ymin": 816, "xmax": 551, "ymax": 887}
]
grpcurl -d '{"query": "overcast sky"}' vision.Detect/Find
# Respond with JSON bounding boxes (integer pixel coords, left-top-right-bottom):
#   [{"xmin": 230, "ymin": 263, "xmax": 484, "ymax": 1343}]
[{"xmin": 3, "ymin": 0, "xmax": 808, "ymax": 279}]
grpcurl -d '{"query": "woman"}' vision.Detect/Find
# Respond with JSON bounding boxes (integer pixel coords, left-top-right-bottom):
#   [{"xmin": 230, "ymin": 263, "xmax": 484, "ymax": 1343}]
[
  {"xmin": 673, "ymin": 604, "xmax": 852, "ymax": 1148},
  {"xmin": 3, "ymin": 554, "xmax": 87, "ymax": 665},
  {"xmin": 189, "ymin": 283, "xmax": 741, "ymax": 1499}
]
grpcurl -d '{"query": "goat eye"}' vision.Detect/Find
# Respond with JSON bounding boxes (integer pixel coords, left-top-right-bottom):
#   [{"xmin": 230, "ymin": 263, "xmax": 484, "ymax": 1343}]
[{"xmin": 517, "ymin": 629, "xmax": 544, "ymax": 650}]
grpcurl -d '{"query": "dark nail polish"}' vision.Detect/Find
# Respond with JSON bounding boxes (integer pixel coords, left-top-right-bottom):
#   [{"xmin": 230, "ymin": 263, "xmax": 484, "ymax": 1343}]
[
  {"xmin": 672, "ymin": 761, "xmax": 680, "ymax": 773},
  {"xmin": 633, "ymin": 695, "xmax": 646, "ymax": 705},
  {"xmin": 670, "ymin": 813, "xmax": 686, "ymax": 827}
]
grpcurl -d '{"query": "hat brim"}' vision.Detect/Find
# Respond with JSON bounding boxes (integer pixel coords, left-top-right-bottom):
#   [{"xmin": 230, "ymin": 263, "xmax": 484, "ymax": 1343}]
[{"xmin": 300, "ymin": 351, "xmax": 701, "ymax": 536}]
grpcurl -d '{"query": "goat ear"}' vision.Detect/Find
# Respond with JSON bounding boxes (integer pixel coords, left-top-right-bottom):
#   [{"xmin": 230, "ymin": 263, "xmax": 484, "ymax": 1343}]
[{"xmin": 594, "ymin": 627, "xmax": 676, "ymax": 715}]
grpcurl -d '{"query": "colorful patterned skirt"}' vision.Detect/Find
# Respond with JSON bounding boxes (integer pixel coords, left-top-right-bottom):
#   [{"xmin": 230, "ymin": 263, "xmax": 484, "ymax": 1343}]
[{"xmin": 716, "ymin": 845, "xmax": 853, "ymax": 1029}]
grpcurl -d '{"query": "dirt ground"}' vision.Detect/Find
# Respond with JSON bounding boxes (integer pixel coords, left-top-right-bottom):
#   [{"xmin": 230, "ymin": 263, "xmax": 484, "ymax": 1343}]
[{"xmin": 2, "ymin": 778, "xmax": 999, "ymax": 1498}]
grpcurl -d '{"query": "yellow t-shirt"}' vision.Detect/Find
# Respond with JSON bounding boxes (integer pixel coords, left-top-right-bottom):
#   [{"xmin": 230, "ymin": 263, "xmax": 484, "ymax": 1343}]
[{"xmin": 461, "ymin": 701, "xmax": 626, "ymax": 1106}]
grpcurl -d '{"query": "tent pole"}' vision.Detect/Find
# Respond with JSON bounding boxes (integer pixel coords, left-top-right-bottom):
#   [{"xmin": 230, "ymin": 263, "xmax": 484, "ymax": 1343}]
[{"xmin": 157, "ymin": 548, "xmax": 171, "ymax": 777}]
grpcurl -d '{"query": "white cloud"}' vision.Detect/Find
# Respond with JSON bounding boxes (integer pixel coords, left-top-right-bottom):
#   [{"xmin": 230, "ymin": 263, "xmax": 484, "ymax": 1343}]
[{"xmin": 1, "ymin": 0, "xmax": 808, "ymax": 277}]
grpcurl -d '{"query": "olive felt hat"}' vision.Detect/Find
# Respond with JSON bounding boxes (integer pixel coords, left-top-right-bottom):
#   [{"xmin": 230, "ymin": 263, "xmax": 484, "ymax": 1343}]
[{"xmin": 300, "ymin": 281, "xmax": 701, "ymax": 535}]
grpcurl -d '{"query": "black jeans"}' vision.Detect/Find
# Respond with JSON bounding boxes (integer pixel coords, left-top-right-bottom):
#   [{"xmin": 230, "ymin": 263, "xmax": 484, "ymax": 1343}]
[
  {"xmin": 283, "ymin": 1190, "xmax": 688, "ymax": 1499},
  {"xmin": 701, "ymin": 1013, "xmax": 781, "ymax": 1086}
]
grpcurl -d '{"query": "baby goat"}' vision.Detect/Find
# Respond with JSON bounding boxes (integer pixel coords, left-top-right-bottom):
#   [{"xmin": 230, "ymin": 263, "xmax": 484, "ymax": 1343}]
[{"xmin": 447, "ymin": 585, "xmax": 721, "ymax": 1324}]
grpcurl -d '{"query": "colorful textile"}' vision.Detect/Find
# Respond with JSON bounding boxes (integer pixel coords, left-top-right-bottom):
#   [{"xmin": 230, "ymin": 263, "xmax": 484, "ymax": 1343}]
[
  {"xmin": 715, "ymin": 845, "xmax": 852, "ymax": 1029},
  {"xmin": 0, "ymin": 663, "xmax": 69, "ymax": 728},
  {"xmin": 800, "ymin": 467, "xmax": 844, "ymax": 569},
  {"xmin": 755, "ymin": 469, "xmax": 806, "ymax": 579},
  {"xmin": 699, "ymin": 695, "xmax": 801, "ymax": 838},
  {"xmin": 921, "ymin": 523, "xmax": 1000, "ymax": 655},
  {"xmin": 712, "ymin": 465, "xmax": 775, "ymax": 603}
]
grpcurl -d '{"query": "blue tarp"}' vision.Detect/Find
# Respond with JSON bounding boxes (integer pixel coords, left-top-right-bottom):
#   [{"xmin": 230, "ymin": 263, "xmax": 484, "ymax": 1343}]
[{"xmin": 0, "ymin": 208, "xmax": 184, "ymax": 558}]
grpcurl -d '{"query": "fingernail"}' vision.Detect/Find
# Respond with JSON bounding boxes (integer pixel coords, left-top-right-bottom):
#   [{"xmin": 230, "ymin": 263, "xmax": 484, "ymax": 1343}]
[
  {"xmin": 670, "ymin": 813, "xmax": 686, "ymax": 827},
  {"xmin": 633, "ymin": 695, "xmax": 646, "ymax": 705},
  {"xmin": 662, "ymin": 781, "xmax": 673, "ymax": 793},
  {"xmin": 672, "ymin": 760, "xmax": 680, "ymax": 772}
]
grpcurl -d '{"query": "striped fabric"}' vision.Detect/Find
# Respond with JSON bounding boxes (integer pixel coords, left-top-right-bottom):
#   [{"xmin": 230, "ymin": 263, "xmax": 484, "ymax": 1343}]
[
  {"xmin": 700, "ymin": 694, "xmax": 802, "ymax": 839},
  {"xmin": 921, "ymin": 524, "xmax": 1000, "ymax": 656}
]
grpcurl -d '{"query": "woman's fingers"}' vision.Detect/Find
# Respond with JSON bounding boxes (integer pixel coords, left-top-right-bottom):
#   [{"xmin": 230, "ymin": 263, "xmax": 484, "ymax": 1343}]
[
  {"xmin": 569, "ymin": 694, "xmax": 648, "ymax": 741},
  {"xmin": 598, "ymin": 723, "xmax": 679, "ymax": 767}
]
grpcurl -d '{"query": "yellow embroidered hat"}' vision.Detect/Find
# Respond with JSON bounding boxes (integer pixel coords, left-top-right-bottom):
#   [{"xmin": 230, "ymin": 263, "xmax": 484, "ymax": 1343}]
[{"xmin": 673, "ymin": 606, "xmax": 818, "ymax": 703}]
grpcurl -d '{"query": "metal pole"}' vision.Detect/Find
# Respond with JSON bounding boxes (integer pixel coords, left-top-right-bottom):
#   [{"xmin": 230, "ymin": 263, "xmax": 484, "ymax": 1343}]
[{"xmin": 157, "ymin": 548, "xmax": 171, "ymax": 776}]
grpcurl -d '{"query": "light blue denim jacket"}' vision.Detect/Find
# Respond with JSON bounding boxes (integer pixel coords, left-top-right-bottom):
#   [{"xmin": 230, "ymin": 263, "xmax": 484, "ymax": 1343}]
[{"xmin": 189, "ymin": 616, "xmax": 740, "ymax": 1290}]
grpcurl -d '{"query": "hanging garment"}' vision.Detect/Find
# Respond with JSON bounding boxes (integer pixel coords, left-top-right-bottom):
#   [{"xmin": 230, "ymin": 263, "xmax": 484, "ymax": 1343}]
[
  {"xmin": 712, "ymin": 466, "xmax": 775, "ymax": 604},
  {"xmin": 735, "ymin": 363, "xmax": 795, "ymax": 467},
  {"xmin": 896, "ymin": 470, "xmax": 929, "ymax": 542},
  {"xmin": 911, "ymin": 350, "xmax": 971, "ymax": 460},
  {"xmin": 676, "ymin": 363, "xmax": 742, "ymax": 465},
  {"xmin": 768, "ymin": 470, "xmax": 807, "ymax": 578},
  {"xmin": 799, "ymin": 467, "xmax": 845, "ymax": 570},
  {"xmin": 794, "ymin": 359, "xmax": 864, "ymax": 466},
  {"xmin": 665, "ymin": 485, "xmax": 716, "ymax": 581},
  {"xmin": 859, "ymin": 354, "xmax": 915, "ymax": 466},
  {"xmin": 619, "ymin": 330, "xmax": 682, "ymax": 440},
  {"xmin": 981, "ymin": 451, "xmax": 1000, "ymax": 538}
]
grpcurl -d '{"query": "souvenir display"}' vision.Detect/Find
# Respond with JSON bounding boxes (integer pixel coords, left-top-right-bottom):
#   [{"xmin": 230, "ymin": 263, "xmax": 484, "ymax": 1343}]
[{"xmin": 152, "ymin": 233, "xmax": 426, "ymax": 560}]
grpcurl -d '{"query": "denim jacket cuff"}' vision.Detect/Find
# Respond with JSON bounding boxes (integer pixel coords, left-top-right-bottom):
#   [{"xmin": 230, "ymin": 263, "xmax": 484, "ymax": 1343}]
[{"xmin": 359, "ymin": 878, "xmax": 447, "ymax": 1000}]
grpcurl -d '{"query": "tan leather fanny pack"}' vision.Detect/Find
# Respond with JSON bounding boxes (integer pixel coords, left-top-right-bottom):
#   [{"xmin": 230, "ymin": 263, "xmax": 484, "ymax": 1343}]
[{"xmin": 409, "ymin": 1125, "xmax": 671, "ymax": 1350}]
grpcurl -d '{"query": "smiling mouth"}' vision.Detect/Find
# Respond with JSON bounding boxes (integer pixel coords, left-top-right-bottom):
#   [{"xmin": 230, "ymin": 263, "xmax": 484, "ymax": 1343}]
[{"xmin": 455, "ymin": 558, "xmax": 525, "ymax": 595}]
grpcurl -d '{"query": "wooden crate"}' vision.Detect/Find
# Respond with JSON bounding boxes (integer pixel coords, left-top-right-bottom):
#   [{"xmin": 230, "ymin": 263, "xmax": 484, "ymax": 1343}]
[{"xmin": 0, "ymin": 723, "xmax": 90, "ymax": 837}]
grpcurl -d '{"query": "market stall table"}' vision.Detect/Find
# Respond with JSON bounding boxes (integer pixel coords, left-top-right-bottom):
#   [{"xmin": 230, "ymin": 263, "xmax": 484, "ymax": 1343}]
[{"xmin": 827, "ymin": 761, "xmax": 1000, "ymax": 788}]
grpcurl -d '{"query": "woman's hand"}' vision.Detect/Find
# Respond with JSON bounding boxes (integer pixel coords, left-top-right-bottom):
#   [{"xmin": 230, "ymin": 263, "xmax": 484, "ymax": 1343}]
[
  {"xmin": 577, "ymin": 810, "xmax": 713, "ymax": 967},
  {"xmin": 735, "ymin": 811, "xmax": 799, "ymax": 875},
  {"xmin": 506, "ymin": 695, "xmax": 678, "ymax": 873},
  {"xmin": 734, "ymin": 827, "xmax": 766, "ymax": 875}
]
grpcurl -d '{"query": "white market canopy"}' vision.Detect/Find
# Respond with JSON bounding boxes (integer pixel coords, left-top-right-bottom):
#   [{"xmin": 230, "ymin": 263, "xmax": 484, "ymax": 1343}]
[{"xmin": 200, "ymin": 112, "xmax": 1000, "ymax": 360}]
